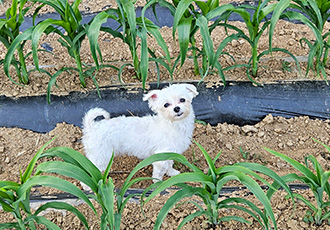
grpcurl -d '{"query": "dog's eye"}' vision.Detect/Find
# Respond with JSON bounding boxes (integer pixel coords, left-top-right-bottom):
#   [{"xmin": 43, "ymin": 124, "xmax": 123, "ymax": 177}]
[
  {"xmin": 180, "ymin": 98, "xmax": 186, "ymax": 103},
  {"xmin": 164, "ymin": 103, "xmax": 170, "ymax": 108}
]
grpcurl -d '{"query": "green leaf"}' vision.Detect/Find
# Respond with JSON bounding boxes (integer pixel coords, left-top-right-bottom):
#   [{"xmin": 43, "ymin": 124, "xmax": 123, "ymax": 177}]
[
  {"xmin": 0, "ymin": 181, "xmax": 20, "ymax": 190},
  {"xmin": 236, "ymin": 162, "xmax": 295, "ymax": 210},
  {"xmin": 144, "ymin": 172, "xmax": 212, "ymax": 204},
  {"xmin": 121, "ymin": 152, "xmax": 200, "ymax": 195},
  {"xmin": 36, "ymin": 161, "xmax": 98, "ymax": 192},
  {"xmin": 258, "ymin": 47, "xmax": 301, "ymax": 77},
  {"xmin": 32, "ymin": 19, "xmax": 71, "ymax": 70},
  {"xmin": 194, "ymin": 141, "xmax": 217, "ymax": 181},
  {"xmin": 41, "ymin": 146, "xmax": 103, "ymax": 182},
  {"xmin": 4, "ymin": 27, "xmax": 33, "ymax": 85},
  {"xmin": 98, "ymin": 180, "xmax": 115, "ymax": 229},
  {"xmin": 0, "ymin": 222, "xmax": 20, "ymax": 229},
  {"xmin": 173, "ymin": 0, "xmax": 194, "ymax": 38},
  {"xmin": 177, "ymin": 16, "xmax": 193, "ymax": 66},
  {"xmin": 290, "ymin": 193, "xmax": 317, "ymax": 212},
  {"xmin": 196, "ymin": 16, "xmax": 214, "ymax": 66},
  {"xmin": 145, "ymin": 24, "xmax": 171, "ymax": 65},
  {"xmin": 25, "ymin": 216, "xmax": 61, "ymax": 230},
  {"xmin": 154, "ymin": 187, "xmax": 208, "ymax": 229},
  {"xmin": 264, "ymin": 147, "xmax": 319, "ymax": 185},
  {"xmin": 284, "ymin": 11, "xmax": 323, "ymax": 47},
  {"xmin": 137, "ymin": 27, "xmax": 148, "ymax": 89},
  {"xmin": 195, "ymin": 1, "xmax": 209, "ymax": 15},
  {"xmin": 21, "ymin": 137, "xmax": 56, "ymax": 183},
  {"xmin": 269, "ymin": 0, "xmax": 290, "ymax": 53},
  {"xmin": 220, "ymin": 172, "xmax": 277, "ymax": 229},
  {"xmin": 205, "ymin": 4, "xmax": 235, "ymax": 21},
  {"xmin": 0, "ymin": 198, "xmax": 14, "ymax": 212},
  {"xmin": 34, "ymin": 201, "xmax": 89, "ymax": 229},
  {"xmin": 46, "ymin": 67, "xmax": 78, "ymax": 104},
  {"xmin": 87, "ymin": 11, "xmax": 109, "ymax": 69},
  {"xmin": 16, "ymin": 175, "xmax": 96, "ymax": 214},
  {"xmin": 177, "ymin": 210, "xmax": 208, "ymax": 229},
  {"xmin": 321, "ymin": 171, "xmax": 330, "ymax": 188},
  {"xmin": 219, "ymin": 197, "xmax": 266, "ymax": 227}
]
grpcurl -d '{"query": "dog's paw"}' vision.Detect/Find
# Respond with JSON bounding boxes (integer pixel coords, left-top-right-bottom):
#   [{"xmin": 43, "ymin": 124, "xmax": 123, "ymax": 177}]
[
  {"xmin": 166, "ymin": 168, "xmax": 180, "ymax": 177},
  {"xmin": 80, "ymin": 182, "xmax": 92, "ymax": 192}
]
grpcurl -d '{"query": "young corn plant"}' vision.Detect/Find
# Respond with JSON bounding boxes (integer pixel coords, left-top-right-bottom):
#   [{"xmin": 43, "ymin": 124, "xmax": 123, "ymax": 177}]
[
  {"xmin": 212, "ymin": 0, "xmax": 300, "ymax": 84},
  {"xmin": 152, "ymin": 0, "xmax": 239, "ymax": 84},
  {"xmin": 0, "ymin": 139, "xmax": 92, "ymax": 229},
  {"xmin": 88, "ymin": 0, "xmax": 171, "ymax": 88},
  {"xmin": 264, "ymin": 139, "xmax": 330, "ymax": 225},
  {"xmin": 27, "ymin": 0, "xmax": 118, "ymax": 103},
  {"xmin": 142, "ymin": 142, "xmax": 293, "ymax": 229},
  {"xmin": 270, "ymin": 0, "xmax": 330, "ymax": 82},
  {"xmin": 1, "ymin": 0, "xmax": 40, "ymax": 85},
  {"xmin": 37, "ymin": 146, "xmax": 160, "ymax": 230}
]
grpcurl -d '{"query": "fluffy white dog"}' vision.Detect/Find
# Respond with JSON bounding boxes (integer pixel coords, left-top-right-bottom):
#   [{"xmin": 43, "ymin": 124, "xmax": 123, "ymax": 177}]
[{"xmin": 81, "ymin": 84, "xmax": 198, "ymax": 181}]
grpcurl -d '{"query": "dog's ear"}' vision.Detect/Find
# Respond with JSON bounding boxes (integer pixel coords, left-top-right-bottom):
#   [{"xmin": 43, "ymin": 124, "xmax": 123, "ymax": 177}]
[
  {"xmin": 143, "ymin": 90, "xmax": 159, "ymax": 102},
  {"xmin": 183, "ymin": 84, "xmax": 198, "ymax": 98},
  {"xmin": 143, "ymin": 90, "xmax": 160, "ymax": 112}
]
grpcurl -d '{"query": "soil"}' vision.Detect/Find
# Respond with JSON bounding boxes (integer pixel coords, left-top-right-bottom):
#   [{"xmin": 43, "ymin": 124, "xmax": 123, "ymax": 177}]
[{"xmin": 1, "ymin": 0, "xmax": 330, "ymax": 229}]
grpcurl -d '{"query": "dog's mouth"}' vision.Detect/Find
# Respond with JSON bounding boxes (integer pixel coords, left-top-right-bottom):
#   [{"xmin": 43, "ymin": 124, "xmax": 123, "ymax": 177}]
[{"xmin": 176, "ymin": 112, "xmax": 184, "ymax": 117}]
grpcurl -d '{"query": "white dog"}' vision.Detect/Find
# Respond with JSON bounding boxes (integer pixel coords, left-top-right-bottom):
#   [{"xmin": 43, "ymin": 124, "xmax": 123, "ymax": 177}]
[{"xmin": 81, "ymin": 84, "xmax": 198, "ymax": 181}]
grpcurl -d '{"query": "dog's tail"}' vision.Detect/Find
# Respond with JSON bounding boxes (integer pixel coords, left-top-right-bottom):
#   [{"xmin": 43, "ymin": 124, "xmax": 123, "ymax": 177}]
[{"xmin": 82, "ymin": 107, "xmax": 110, "ymax": 130}]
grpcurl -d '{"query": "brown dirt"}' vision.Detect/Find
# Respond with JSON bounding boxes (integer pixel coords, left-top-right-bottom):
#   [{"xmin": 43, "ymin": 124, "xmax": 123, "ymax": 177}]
[{"xmin": 1, "ymin": 1, "xmax": 330, "ymax": 229}]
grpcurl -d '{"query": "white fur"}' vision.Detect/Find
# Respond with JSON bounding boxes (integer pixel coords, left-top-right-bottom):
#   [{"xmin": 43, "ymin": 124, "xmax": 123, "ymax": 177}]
[{"xmin": 82, "ymin": 84, "xmax": 198, "ymax": 182}]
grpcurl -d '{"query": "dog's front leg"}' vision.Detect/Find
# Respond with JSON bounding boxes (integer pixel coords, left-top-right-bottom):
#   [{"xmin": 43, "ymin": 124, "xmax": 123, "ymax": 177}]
[
  {"xmin": 165, "ymin": 160, "xmax": 180, "ymax": 177},
  {"xmin": 152, "ymin": 160, "xmax": 180, "ymax": 183}
]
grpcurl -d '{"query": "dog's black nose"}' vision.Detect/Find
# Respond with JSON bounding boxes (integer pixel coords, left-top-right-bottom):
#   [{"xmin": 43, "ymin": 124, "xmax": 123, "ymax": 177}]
[{"xmin": 174, "ymin": 106, "xmax": 180, "ymax": 113}]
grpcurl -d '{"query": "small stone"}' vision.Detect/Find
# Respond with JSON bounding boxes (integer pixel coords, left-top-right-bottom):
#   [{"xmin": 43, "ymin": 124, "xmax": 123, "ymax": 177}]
[
  {"xmin": 4, "ymin": 157, "xmax": 10, "ymax": 163},
  {"xmin": 231, "ymin": 40, "xmax": 239, "ymax": 47},
  {"xmin": 274, "ymin": 128, "xmax": 283, "ymax": 133},
  {"xmin": 225, "ymin": 143, "xmax": 233, "ymax": 150},
  {"xmin": 287, "ymin": 219, "xmax": 298, "ymax": 229},
  {"xmin": 0, "ymin": 146, "xmax": 4, "ymax": 153},
  {"xmin": 287, "ymin": 140, "xmax": 294, "ymax": 147},
  {"xmin": 258, "ymin": 131, "xmax": 265, "ymax": 138},
  {"xmin": 241, "ymin": 125, "xmax": 258, "ymax": 134},
  {"xmin": 263, "ymin": 114, "xmax": 274, "ymax": 124}
]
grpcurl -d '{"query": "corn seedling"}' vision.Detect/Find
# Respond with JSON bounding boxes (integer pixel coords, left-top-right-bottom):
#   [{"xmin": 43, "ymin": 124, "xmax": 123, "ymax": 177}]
[
  {"xmin": 212, "ymin": 0, "xmax": 300, "ymax": 84},
  {"xmin": 0, "ymin": 139, "xmax": 92, "ymax": 229},
  {"xmin": 270, "ymin": 0, "xmax": 330, "ymax": 83},
  {"xmin": 264, "ymin": 139, "xmax": 330, "ymax": 225},
  {"xmin": 155, "ymin": 0, "xmax": 241, "ymax": 85},
  {"xmin": 1, "ymin": 0, "xmax": 49, "ymax": 85},
  {"xmin": 143, "ymin": 142, "xmax": 293, "ymax": 229},
  {"xmin": 88, "ymin": 0, "xmax": 172, "ymax": 89},
  {"xmin": 38, "ymin": 146, "xmax": 164, "ymax": 230},
  {"xmin": 27, "ymin": 0, "xmax": 119, "ymax": 103}
]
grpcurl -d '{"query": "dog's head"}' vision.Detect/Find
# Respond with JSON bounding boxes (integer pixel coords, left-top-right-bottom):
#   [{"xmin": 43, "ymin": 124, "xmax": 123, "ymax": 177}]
[{"xmin": 143, "ymin": 84, "xmax": 198, "ymax": 121}]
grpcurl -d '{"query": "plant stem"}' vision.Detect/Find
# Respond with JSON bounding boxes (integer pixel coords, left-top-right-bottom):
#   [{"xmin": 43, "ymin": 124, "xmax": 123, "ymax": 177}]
[
  {"xmin": 251, "ymin": 42, "xmax": 258, "ymax": 77},
  {"xmin": 191, "ymin": 38, "xmax": 199, "ymax": 75},
  {"xmin": 323, "ymin": 36, "xmax": 330, "ymax": 67},
  {"xmin": 73, "ymin": 49, "xmax": 86, "ymax": 87},
  {"xmin": 18, "ymin": 46, "xmax": 29, "ymax": 84},
  {"xmin": 114, "ymin": 213, "xmax": 121, "ymax": 230}
]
